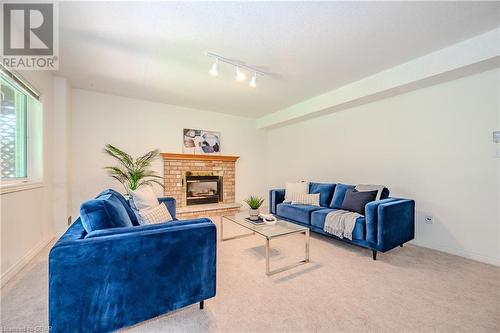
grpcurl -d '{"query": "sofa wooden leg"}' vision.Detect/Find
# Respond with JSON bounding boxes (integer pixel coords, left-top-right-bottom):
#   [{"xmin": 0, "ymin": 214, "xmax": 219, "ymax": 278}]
[
  {"xmin": 200, "ymin": 301, "xmax": 204, "ymax": 310},
  {"xmin": 372, "ymin": 250, "xmax": 377, "ymax": 261}
]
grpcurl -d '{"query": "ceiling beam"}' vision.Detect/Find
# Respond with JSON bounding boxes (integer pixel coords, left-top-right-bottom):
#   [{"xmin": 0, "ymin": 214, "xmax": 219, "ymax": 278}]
[{"xmin": 257, "ymin": 28, "xmax": 500, "ymax": 129}]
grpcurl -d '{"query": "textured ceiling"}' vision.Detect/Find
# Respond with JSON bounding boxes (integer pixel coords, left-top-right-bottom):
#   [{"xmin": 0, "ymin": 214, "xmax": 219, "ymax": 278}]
[{"xmin": 57, "ymin": 1, "xmax": 500, "ymax": 117}]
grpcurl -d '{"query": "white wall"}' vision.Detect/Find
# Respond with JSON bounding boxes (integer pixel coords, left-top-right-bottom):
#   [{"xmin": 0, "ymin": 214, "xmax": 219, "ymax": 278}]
[
  {"xmin": 70, "ymin": 89, "xmax": 267, "ymax": 218},
  {"xmin": 52, "ymin": 77, "xmax": 72, "ymax": 234},
  {"xmin": 265, "ymin": 69, "xmax": 500, "ymax": 265},
  {"xmin": 1, "ymin": 71, "xmax": 55, "ymax": 284}
]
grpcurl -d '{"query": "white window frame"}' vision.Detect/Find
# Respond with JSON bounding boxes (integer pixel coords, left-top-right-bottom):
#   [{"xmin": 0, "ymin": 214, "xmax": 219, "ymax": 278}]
[{"xmin": 0, "ymin": 73, "xmax": 44, "ymax": 194}]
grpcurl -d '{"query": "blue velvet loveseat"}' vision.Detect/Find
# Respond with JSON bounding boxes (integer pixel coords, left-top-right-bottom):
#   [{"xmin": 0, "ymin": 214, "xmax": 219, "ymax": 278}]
[
  {"xmin": 270, "ymin": 183, "xmax": 415, "ymax": 260},
  {"xmin": 49, "ymin": 189, "xmax": 216, "ymax": 333}
]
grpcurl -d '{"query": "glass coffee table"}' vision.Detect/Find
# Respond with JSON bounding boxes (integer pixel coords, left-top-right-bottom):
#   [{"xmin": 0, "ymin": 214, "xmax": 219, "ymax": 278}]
[{"xmin": 221, "ymin": 212, "xmax": 310, "ymax": 276}]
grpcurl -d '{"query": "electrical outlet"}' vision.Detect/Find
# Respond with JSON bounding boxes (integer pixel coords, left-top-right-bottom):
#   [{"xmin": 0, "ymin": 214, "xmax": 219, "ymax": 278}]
[{"xmin": 424, "ymin": 215, "xmax": 433, "ymax": 224}]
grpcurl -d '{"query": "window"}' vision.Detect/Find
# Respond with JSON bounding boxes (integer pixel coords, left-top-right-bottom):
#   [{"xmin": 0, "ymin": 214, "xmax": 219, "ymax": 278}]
[
  {"xmin": 0, "ymin": 70, "xmax": 43, "ymax": 192},
  {"xmin": 1, "ymin": 76, "xmax": 28, "ymax": 179}
]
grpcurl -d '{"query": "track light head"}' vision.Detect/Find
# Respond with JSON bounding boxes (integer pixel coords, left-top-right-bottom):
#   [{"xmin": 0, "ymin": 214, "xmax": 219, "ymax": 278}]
[
  {"xmin": 236, "ymin": 66, "xmax": 246, "ymax": 82},
  {"xmin": 249, "ymin": 72, "xmax": 257, "ymax": 88},
  {"xmin": 209, "ymin": 58, "xmax": 219, "ymax": 76},
  {"xmin": 206, "ymin": 52, "xmax": 264, "ymax": 88}
]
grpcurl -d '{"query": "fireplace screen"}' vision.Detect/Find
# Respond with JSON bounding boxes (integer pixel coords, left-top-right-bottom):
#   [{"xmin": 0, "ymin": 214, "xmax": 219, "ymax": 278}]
[{"xmin": 186, "ymin": 175, "xmax": 222, "ymax": 205}]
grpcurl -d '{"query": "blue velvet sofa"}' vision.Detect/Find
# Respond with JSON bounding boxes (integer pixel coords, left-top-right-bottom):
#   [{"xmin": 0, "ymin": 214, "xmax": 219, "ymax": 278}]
[
  {"xmin": 270, "ymin": 183, "xmax": 415, "ymax": 260},
  {"xmin": 49, "ymin": 190, "xmax": 216, "ymax": 333}
]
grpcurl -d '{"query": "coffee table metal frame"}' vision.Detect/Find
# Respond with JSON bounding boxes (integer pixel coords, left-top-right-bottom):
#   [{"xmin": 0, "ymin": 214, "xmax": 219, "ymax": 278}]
[{"xmin": 220, "ymin": 214, "xmax": 310, "ymax": 276}]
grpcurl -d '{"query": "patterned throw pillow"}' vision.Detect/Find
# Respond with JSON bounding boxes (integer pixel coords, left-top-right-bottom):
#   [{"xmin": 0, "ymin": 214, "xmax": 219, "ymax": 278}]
[
  {"xmin": 291, "ymin": 193, "xmax": 320, "ymax": 206},
  {"xmin": 138, "ymin": 203, "xmax": 173, "ymax": 224}
]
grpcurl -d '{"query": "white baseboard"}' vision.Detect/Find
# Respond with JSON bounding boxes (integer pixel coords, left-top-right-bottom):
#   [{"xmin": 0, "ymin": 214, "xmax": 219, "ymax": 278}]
[
  {"xmin": 1, "ymin": 235, "xmax": 54, "ymax": 288},
  {"xmin": 411, "ymin": 240, "xmax": 500, "ymax": 267}
]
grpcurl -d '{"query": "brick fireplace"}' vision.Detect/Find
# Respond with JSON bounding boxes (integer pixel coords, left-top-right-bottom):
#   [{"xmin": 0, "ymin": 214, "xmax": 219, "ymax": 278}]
[{"xmin": 162, "ymin": 153, "xmax": 241, "ymax": 219}]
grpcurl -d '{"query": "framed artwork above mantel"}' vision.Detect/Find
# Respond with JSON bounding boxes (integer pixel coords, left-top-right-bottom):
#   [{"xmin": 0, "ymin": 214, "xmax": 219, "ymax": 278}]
[{"xmin": 183, "ymin": 128, "xmax": 221, "ymax": 155}]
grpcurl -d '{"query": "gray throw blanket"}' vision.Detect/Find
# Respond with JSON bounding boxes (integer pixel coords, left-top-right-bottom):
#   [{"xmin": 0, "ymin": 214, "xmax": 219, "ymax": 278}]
[{"xmin": 324, "ymin": 210, "xmax": 363, "ymax": 240}]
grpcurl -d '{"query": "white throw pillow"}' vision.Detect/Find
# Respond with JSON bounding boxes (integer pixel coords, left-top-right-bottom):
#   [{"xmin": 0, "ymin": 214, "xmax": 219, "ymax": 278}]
[
  {"xmin": 291, "ymin": 193, "xmax": 320, "ymax": 206},
  {"xmin": 284, "ymin": 181, "xmax": 309, "ymax": 202},
  {"xmin": 355, "ymin": 184, "xmax": 386, "ymax": 201},
  {"xmin": 130, "ymin": 186, "xmax": 159, "ymax": 211},
  {"xmin": 139, "ymin": 203, "xmax": 173, "ymax": 224}
]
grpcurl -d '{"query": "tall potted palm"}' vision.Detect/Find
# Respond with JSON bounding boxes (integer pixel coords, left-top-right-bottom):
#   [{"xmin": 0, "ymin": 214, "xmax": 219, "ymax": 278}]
[{"xmin": 104, "ymin": 144, "xmax": 164, "ymax": 193}]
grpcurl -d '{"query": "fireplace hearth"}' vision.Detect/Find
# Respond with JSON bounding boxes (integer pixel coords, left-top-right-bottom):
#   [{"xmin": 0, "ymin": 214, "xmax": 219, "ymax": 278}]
[{"xmin": 186, "ymin": 175, "xmax": 222, "ymax": 205}]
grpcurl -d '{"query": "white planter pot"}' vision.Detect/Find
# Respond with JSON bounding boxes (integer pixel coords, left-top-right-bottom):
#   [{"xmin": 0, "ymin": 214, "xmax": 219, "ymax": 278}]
[{"xmin": 249, "ymin": 208, "xmax": 260, "ymax": 221}]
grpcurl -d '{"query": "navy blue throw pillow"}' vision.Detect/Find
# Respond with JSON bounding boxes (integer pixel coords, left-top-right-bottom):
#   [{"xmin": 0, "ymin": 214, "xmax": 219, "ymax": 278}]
[
  {"xmin": 80, "ymin": 194, "xmax": 133, "ymax": 233},
  {"xmin": 97, "ymin": 189, "xmax": 139, "ymax": 226},
  {"xmin": 341, "ymin": 189, "xmax": 377, "ymax": 215},
  {"xmin": 329, "ymin": 183, "xmax": 355, "ymax": 208},
  {"xmin": 309, "ymin": 182, "xmax": 336, "ymax": 207}
]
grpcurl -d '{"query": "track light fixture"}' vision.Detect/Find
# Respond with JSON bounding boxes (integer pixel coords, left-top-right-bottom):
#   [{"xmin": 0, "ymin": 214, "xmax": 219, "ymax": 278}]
[
  {"xmin": 206, "ymin": 51, "xmax": 264, "ymax": 88},
  {"xmin": 209, "ymin": 58, "xmax": 219, "ymax": 76},
  {"xmin": 249, "ymin": 72, "xmax": 257, "ymax": 88},
  {"xmin": 236, "ymin": 66, "xmax": 246, "ymax": 82}
]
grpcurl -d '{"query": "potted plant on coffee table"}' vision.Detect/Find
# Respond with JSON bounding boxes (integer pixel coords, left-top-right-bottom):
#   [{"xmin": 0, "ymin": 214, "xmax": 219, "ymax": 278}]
[{"xmin": 244, "ymin": 196, "xmax": 265, "ymax": 221}]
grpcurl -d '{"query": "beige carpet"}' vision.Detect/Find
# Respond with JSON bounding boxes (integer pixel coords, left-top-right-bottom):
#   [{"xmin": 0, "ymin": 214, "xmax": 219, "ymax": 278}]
[{"xmin": 1, "ymin": 217, "xmax": 499, "ymax": 332}]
